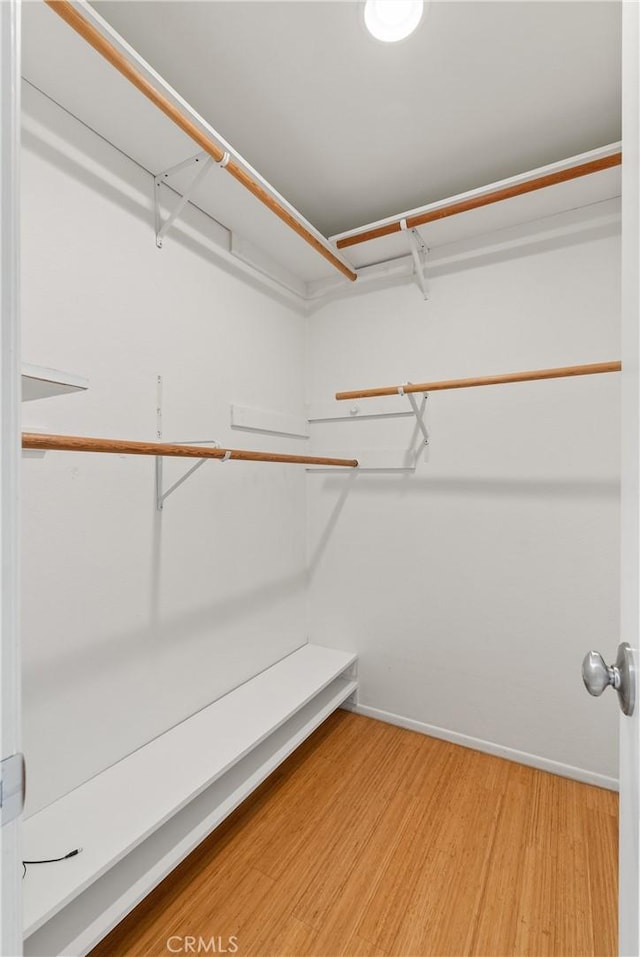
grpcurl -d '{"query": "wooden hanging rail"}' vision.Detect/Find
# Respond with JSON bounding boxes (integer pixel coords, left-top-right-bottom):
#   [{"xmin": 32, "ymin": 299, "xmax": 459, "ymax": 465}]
[
  {"xmin": 22, "ymin": 433, "xmax": 358, "ymax": 468},
  {"xmin": 335, "ymin": 153, "xmax": 622, "ymax": 250},
  {"xmin": 43, "ymin": 0, "xmax": 357, "ymax": 284},
  {"xmin": 335, "ymin": 361, "xmax": 621, "ymax": 401}
]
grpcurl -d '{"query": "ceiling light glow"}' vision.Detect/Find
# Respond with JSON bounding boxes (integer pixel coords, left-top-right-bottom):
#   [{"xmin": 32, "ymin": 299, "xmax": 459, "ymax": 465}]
[{"xmin": 364, "ymin": 0, "xmax": 424, "ymax": 43}]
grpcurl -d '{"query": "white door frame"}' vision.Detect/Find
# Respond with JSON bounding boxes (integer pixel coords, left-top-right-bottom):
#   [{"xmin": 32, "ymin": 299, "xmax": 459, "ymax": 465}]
[
  {"xmin": 0, "ymin": 0, "xmax": 22, "ymax": 954},
  {"xmin": 620, "ymin": 3, "xmax": 640, "ymax": 954}
]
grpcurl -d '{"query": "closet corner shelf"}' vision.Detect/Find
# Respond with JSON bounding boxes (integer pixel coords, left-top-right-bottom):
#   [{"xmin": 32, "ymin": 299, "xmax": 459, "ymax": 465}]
[
  {"xmin": 23, "ymin": 644, "xmax": 357, "ymax": 955},
  {"xmin": 22, "ymin": 364, "xmax": 88, "ymax": 402}
]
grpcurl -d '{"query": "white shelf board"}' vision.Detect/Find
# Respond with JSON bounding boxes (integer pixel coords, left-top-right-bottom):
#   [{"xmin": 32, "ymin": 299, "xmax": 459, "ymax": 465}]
[
  {"xmin": 231, "ymin": 403, "xmax": 309, "ymax": 438},
  {"xmin": 336, "ymin": 151, "xmax": 621, "ymax": 271},
  {"xmin": 22, "ymin": 364, "xmax": 88, "ymax": 402},
  {"xmin": 308, "ymin": 398, "xmax": 415, "ymax": 422},
  {"xmin": 24, "ymin": 673, "xmax": 357, "ymax": 957},
  {"xmin": 23, "ymin": 643, "xmax": 356, "ymax": 939}
]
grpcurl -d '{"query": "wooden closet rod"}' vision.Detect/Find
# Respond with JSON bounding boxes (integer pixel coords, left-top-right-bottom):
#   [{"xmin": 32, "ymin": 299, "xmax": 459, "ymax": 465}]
[
  {"xmin": 22, "ymin": 433, "xmax": 358, "ymax": 468},
  {"xmin": 43, "ymin": 1, "xmax": 357, "ymax": 284},
  {"xmin": 335, "ymin": 361, "xmax": 621, "ymax": 401},
  {"xmin": 335, "ymin": 153, "xmax": 622, "ymax": 250}
]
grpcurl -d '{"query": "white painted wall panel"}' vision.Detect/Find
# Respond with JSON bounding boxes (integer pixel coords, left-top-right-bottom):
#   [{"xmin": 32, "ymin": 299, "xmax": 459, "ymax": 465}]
[
  {"xmin": 306, "ymin": 208, "xmax": 621, "ymax": 782},
  {"xmin": 20, "ymin": 84, "xmax": 308, "ymax": 816}
]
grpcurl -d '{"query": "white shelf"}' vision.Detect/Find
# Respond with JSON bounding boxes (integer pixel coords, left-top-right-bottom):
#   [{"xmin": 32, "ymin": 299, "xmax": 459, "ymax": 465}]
[
  {"xmin": 21, "ymin": 5, "xmax": 349, "ymax": 286},
  {"xmin": 22, "ymin": 364, "xmax": 88, "ymax": 402},
  {"xmin": 25, "ymin": 673, "xmax": 356, "ymax": 957},
  {"xmin": 230, "ymin": 403, "xmax": 310, "ymax": 438},
  {"xmin": 23, "ymin": 644, "xmax": 357, "ymax": 951},
  {"xmin": 331, "ymin": 144, "xmax": 622, "ymax": 271}
]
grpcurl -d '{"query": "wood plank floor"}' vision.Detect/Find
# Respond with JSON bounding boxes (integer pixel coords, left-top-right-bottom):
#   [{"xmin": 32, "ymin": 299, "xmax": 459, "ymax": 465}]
[{"xmin": 91, "ymin": 711, "xmax": 618, "ymax": 957}]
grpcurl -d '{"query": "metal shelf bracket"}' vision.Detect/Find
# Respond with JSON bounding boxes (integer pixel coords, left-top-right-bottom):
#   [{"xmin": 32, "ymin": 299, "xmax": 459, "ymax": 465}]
[
  {"xmin": 155, "ymin": 374, "xmax": 230, "ymax": 510},
  {"xmin": 154, "ymin": 152, "xmax": 215, "ymax": 248},
  {"xmin": 398, "ymin": 385, "xmax": 429, "ymax": 452},
  {"xmin": 400, "ymin": 219, "xmax": 429, "ymax": 300},
  {"xmin": 306, "ymin": 386, "xmax": 429, "ymax": 472},
  {"xmin": 156, "ymin": 450, "xmax": 213, "ymax": 511}
]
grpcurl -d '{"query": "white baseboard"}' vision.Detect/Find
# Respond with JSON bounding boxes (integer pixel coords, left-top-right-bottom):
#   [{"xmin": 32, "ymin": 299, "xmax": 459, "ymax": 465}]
[{"xmin": 342, "ymin": 701, "xmax": 619, "ymax": 792}]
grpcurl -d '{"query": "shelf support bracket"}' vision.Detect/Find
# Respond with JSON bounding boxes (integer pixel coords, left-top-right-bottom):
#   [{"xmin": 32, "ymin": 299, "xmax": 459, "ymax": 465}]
[
  {"xmin": 154, "ymin": 152, "xmax": 215, "ymax": 248},
  {"xmin": 155, "ymin": 441, "xmax": 229, "ymax": 510},
  {"xmin": 157, "ymin": 455, "xmax": 208, "ymax": 511},
  {"xmin": 400, "ymin": 219, "xmax": 429, "ymax": 300},
  {"xmin": 155, "ymin": 374, "xmax": 229, "ymax": 510},
  {"xmin": 398, "ymin": 385, "xmax": 429, "ymax": 454}
]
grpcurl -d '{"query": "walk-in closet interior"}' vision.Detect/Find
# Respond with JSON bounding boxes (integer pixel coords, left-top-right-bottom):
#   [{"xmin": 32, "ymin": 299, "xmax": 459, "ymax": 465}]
[{"xmin": 3, "ymin": 0, "xmax": 637, "ymax": 954}]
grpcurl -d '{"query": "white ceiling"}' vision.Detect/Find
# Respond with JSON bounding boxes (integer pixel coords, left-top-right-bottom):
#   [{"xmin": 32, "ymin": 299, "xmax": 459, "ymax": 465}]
[{"xmin": 90, "ymin": 0, "xmax": 621, "ymax": 238}]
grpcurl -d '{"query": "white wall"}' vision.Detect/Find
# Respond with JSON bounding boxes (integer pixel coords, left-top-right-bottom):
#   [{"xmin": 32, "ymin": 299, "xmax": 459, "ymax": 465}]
[
  {"xmin": 20, "ymin": 84, "xmax": 309, "ymax": 816},
  {"xmin": 306, "ymin": 205, "xmax": 621, "ymax": 785}
]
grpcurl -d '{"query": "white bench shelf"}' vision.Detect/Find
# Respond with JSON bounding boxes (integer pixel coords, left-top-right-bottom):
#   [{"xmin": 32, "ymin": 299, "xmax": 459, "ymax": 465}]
[
  {"xmin": 22, "ymin": 364, "xmax": 88, "ymax": 402},
  {"xmin": 23, "ymin": 643, "xmax": 357, "ymax": 957}
]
